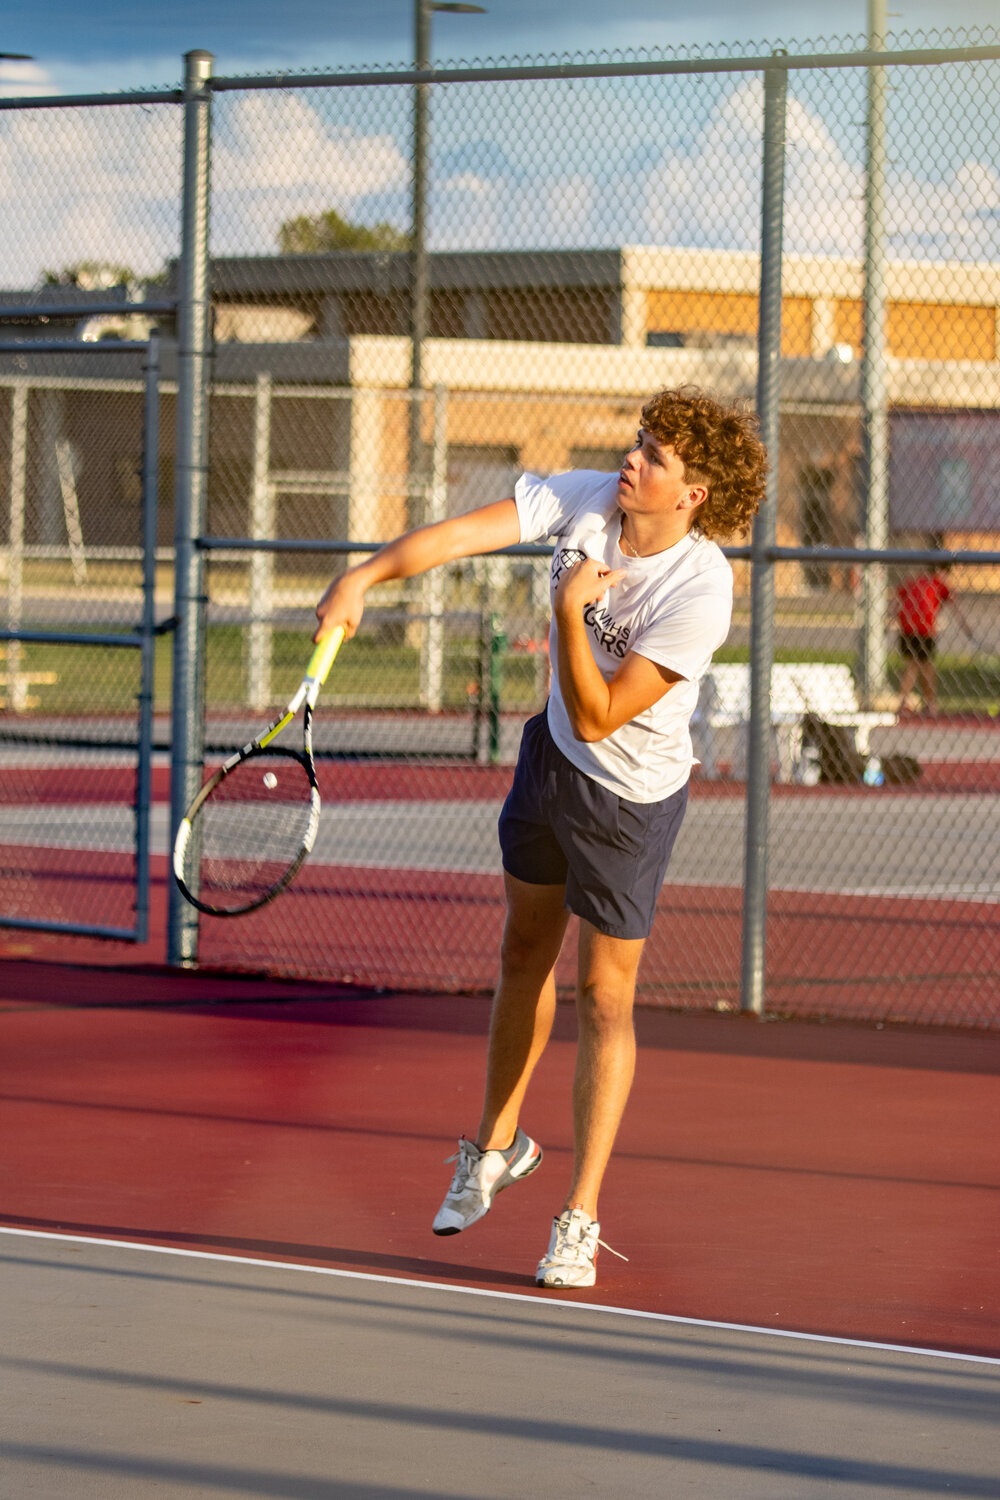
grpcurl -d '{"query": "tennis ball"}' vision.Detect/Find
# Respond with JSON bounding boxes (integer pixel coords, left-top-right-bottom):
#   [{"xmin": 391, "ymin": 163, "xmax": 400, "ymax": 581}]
[{"xmin": 262, "ymin": 771, "xmax": 278, "ymax": 789}]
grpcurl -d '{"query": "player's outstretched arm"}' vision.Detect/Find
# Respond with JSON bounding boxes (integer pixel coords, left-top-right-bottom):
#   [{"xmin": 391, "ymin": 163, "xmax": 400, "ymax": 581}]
[{"xmin": 314, "ymin": 499, "xmax": 520, "ymax": 642}]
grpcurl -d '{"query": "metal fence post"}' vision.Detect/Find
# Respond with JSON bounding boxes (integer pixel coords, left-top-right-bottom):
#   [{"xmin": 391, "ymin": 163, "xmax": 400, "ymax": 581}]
[
  {"xmin": 860, "ymin": 0, "xmax": 890, "ymax": 707},
  {"xmin": 739, "ymin": 59, "xmax": 787, "ymax": 1017},
  {"xmin": 420, "ymin": 383, "xmax": 449, "ymax": 709},
  {"xmin": 248, "ymin": 371, "xmax": 274, "ymax": 712},
  {"xmin": 409, "ymin": 1, "xmax": 431, "ymax": 527},
  {"xmin": 6, "ymin": 383, "xmax": 27, "ymax": 712},
  {"xmin": 167, "ymin": 48, "xmax": 214, "ymax": 967},
  {"xmin": 134, "ymin": 332, "xmax": 161, "ymax": 946}
]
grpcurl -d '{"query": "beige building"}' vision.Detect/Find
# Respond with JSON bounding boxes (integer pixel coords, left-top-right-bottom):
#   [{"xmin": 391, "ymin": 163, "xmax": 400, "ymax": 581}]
[
  {"xmin": 3, "ymin": 247, "xmax": 998, "ymax": 593},
  {"xmin": 203, "ymin": 245, "xmax": 1000, "ymax": 590}
]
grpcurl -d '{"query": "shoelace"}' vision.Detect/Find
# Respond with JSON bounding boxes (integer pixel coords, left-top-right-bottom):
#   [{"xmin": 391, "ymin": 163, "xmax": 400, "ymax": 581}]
[
  {"xmin": 443, "ymin": 1140, "xmax": 482, "ymax": 1193},
  {"xmin": 554, "ymin": 1213, "xmax": 628, "ymax": 1263}
]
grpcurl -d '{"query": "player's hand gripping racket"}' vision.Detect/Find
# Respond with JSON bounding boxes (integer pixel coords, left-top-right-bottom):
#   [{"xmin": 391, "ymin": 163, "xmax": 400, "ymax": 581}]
[{"xmin": 172, "ymin": 628, "xmax": 344, "ymax": 916}]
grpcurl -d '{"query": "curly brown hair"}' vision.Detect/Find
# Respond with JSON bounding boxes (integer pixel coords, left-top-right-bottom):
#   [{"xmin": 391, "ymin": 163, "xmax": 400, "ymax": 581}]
[{"xmin": 639, "ymin": 387, "xmax": 768, "ymax": 541}]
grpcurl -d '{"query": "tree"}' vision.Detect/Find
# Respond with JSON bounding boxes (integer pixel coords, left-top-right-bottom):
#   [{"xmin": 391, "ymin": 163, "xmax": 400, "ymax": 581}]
[
  {"xmin": 278, "ymin": 209, "xmax": 411, "ymax": 255},
  {"xmin": 41, "ymin": 261, "xmax": 134, "ymax": 290}
]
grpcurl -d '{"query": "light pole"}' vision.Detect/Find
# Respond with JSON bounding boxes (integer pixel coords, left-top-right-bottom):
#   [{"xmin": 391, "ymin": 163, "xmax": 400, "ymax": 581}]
[{"xmin": 409, "ymin": 1, "xmax": 485, "ymax": 517}]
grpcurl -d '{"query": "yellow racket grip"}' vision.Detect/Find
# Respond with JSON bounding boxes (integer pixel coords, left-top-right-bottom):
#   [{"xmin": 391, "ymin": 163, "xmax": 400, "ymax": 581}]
[{"xmin": 306, "ymin": 626, "xmax": 345, "ymax": 686}]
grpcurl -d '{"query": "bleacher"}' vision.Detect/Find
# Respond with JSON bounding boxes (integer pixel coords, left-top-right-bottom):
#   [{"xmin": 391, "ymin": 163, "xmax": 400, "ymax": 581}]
[
  {"xmin": 0, "ymin": 646, "xmax": 58, "ymax": 712},
  {"xmin": 692, "ymin": 661, "xmax": 896, "ymax": 782}
]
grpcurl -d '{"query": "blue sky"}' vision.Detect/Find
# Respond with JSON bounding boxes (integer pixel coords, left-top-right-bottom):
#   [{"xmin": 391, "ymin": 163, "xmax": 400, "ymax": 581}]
[
  {"xmin": 2, "ymin": 1, "xmax": 999, "ymax": 94},
  {"xmin": 0, "ymin": 2, "xmax": 996, "ymax": 286}
]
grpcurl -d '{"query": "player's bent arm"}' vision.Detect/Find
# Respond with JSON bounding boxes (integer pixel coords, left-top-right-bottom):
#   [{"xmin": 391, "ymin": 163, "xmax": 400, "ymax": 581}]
[
  {"xmin": 556, "ymin": 606, "xmax": 681, "ymax": 741},
  {"xmin": 553, "ymin": 555, "xmax": 681, "ymax": 740},
  {"xmin": 314, "ymin": 499, "xmax": 520, "ymax": 641},
  {"xmin": 949, "ymin": 596, "xmax": 976, "ymax": 638}
]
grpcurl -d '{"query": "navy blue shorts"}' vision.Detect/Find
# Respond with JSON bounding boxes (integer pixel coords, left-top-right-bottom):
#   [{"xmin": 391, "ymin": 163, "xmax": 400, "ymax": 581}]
[
  {"xmin": 498, "ymin": 711, "xmax": 689, "ymax": 941},
  {"xmin": 899, "ymin": 632, "xmax": 935, "ymax": 664}
]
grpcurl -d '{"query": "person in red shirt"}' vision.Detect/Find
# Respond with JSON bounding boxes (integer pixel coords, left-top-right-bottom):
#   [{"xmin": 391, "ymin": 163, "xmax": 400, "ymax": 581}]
[{"xmin": 896, "ymin": 564, "xmax": 975, "ymax": 715}]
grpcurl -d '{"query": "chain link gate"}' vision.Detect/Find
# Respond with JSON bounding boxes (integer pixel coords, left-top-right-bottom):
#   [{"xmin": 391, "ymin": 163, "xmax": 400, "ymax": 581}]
[{"xmin": 0, "ymin": 325, "xmax": 164, "ymax": 943}]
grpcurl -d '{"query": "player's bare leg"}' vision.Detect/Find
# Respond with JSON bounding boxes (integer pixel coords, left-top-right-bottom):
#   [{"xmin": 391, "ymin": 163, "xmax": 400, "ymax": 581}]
[
  {"xmin": 563, "ymin": 921, "xmax": 645, "ymax": 1221},
  {"xmin": 432, "ymin": 872, "xmax": 566, "ymax": 1238},
  {"xmin": 918, "ymin": 659, "xmax": 938, "ymax": 715},
  {"xmin": 477, "ymin": 871, "xmax": 569, "ymax": 1150},
  {"xmin": 898, "ymin": 658, "xmax": 918, "ymax": 706}
]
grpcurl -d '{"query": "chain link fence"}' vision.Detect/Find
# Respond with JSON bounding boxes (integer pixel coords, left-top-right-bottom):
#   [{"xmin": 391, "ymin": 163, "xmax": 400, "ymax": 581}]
[
  {"xmin": 0, "ymin": 93, "xmax": 180, "ymax": 942},
  {"xmin": 1, "ymin": 31, "xmax": 998, "ymax": 1025}
]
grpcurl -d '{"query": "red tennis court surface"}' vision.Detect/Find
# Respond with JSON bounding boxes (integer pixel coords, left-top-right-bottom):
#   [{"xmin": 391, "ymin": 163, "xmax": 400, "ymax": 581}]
[
  {"xmin": 4, "ymin": 849, "xmax": 998, "ymax": 1028},
  {"xmin": 2, "ymin": 962, "xmax": 997, "ymax": 1359}
]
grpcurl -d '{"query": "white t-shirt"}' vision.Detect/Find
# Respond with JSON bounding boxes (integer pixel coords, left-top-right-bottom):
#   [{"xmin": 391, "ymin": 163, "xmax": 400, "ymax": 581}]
[{"xmin": 515, "ymin": 468, "xmax": 733, "ymax": 802}]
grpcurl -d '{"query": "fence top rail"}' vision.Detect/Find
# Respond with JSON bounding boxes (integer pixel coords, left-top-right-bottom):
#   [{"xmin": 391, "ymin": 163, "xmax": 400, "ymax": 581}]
[
  {"xmin": 5, "ymin": 41, "xmax": 999, "ymax": 111},
  {"xmin": 0, "ymin": 87, "xmax": 182, "ymax": 113},
  {"xmin": 0, "ymin": 340, "xmax": 152, "ymax": 355},
  {"xmin": 209, "ymin": 42, "xmax": 1000, "ymax": 93},
  {"xmin": 728, "ymin": 546, "xmax": 1000, "ymax": 566},
  {"xmin": 0, "ymin": 301, "xmax": 176, "ymax": 320},
  {"xmin": 0, "ymin": 629, "xmax": 149, "ymax": 649}
]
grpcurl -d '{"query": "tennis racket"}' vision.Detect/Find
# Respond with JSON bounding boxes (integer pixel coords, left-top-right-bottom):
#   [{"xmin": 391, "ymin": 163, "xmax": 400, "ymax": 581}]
[{"xmin": 172, "ymin": 628, "xmax": 345, "ymax": 916}]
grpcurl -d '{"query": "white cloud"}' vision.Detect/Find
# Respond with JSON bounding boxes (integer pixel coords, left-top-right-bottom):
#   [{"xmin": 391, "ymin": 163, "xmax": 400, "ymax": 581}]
[
  {"xmin": 627, "ymin": 78, "xmax": 1000, "ymax": 265},
  {"xmin": 0, "ymin": 60, "xmax": 55, "ymax": 97},
  {"xmin": 209, "ymin": 95, "xmax": 410, "ymax": 256},
  {"xmin": 439, "ymin": 171, "xmax": 492, "ymax": 196},
  {"xmin": 638, "ymin": 79, "xmax": 865, "ymax": 255},
  {"xmin": 212, "ymin": 92, "xmax": 407, "ymax": 197},
  {"xmin": 0, "ymin": 72, "xmax": 995, "ymax": 289},
  {"xmin": 888, "ymin": 161, "xmax": 1000, "ymax": 260},
  {"xmin": 0, "ymin": 104, "xmax": 182, "ymax": 285},
  {"xmin": 0, "ymin": 90, "xmax": 409, "ymax": 285}
]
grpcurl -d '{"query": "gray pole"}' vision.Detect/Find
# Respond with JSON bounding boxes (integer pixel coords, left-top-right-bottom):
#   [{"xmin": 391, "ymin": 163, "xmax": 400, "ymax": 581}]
[
  {"xmin": 860, "ymin": 0, "xmax": 890, "ymax": 706},
  {"xmin": 739, "ymin": 60, "xmax": 787, "ymax": 1017},
  {"xmin": 409, "ymin": 0, "xmax": 431, "ymax": 528},
  {"xmin": 409, "ymin": 4, "xmax": 485, "ymax": 525},
  {"xmin": 134, "ymin": 332, "xmax": 161, "ymax": 946},
  {"xmin": 167, "ymin": 48, "xmax": 214, "ymax": 967}
]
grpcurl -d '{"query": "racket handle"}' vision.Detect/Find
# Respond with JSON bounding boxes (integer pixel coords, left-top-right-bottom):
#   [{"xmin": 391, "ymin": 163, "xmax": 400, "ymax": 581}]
[{"xmin": 306, "ymin": 627, "xmax": 345, "ymax": 686}]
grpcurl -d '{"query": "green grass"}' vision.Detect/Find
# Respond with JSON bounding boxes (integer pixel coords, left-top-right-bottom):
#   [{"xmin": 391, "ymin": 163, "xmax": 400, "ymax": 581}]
[
  {"xmin": 6, "ymin": 624, "xmax": 545, "ymax": 717},
  {"xmin": 7, "ymin": 629, "xmax": 996, "ymax": 720}
]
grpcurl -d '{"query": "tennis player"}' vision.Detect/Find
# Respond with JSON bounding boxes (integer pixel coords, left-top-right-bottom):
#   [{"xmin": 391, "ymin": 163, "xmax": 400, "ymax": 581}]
[{"xmin": 315, "ymin": 387, "xmax": 767, "ymax": 1287}]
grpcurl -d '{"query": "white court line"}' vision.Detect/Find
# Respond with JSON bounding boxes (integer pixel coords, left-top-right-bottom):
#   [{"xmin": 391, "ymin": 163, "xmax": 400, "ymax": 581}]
[{"xmin": 2, "ymin": 1225, "xmax": 997, "ymax": 1369}]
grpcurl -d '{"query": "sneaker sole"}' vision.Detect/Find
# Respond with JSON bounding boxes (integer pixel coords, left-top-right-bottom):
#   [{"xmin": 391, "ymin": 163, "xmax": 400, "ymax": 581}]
[
  {"xmin": 536, "ymin": 1268, "xmax": 596, "ymax": 1288},
  {"xmin": 432, "ymin": 1142, "xmax": 542, "ymax": 1237}
]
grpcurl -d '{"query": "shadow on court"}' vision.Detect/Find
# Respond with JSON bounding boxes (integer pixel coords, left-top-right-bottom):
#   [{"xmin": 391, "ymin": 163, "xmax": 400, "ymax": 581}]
[{"xmin": 1, "ymin": 961, "xmax": 997, "ymax": 1357}]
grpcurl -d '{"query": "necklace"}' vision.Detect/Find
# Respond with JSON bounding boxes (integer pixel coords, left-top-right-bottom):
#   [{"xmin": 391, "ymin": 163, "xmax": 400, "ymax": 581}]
[{"xmin": 620, "ymin": 525, "xmax": 642, "ymax": 558}]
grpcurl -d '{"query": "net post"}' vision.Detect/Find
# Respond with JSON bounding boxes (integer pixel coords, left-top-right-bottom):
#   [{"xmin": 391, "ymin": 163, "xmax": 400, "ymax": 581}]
[
  {"xmin": 168, "ymin": 48, "xmax": 214, "ymax": 968},
  {"xmin": 739, "ymin": 58, "xmax": 786, "ymax": 1018}
]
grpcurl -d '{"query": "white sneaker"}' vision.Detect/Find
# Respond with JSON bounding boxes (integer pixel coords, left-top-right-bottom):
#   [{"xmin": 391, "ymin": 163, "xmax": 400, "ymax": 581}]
[
  {"xmin": 535, "ymin": 1207, "xmax": 627, "ymax": 1288},
  {"xmin": 432, "ymin": 1127, "xmax": 542, "ymax": 1236}
]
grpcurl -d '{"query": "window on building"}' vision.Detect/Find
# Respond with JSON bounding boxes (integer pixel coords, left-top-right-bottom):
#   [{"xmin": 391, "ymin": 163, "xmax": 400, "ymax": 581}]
[
  {"xmin": 798, "ymin": 462, "xmax": 835, "ymax": 590},
  {"xmin": 937, "ymin": 458, "xmax": 974, "ymax": 528}
]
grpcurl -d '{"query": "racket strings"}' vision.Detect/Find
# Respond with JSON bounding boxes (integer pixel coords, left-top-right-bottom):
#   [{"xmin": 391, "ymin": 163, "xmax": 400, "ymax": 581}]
[{"xmin": 185, "ymin": 752, "xmax": 316, "ymax": 913}]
